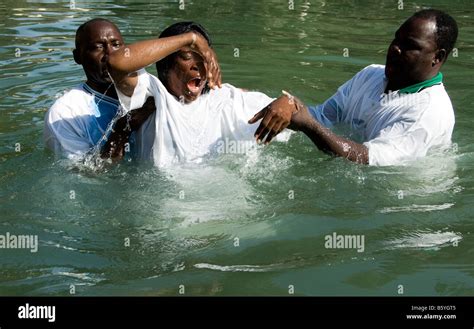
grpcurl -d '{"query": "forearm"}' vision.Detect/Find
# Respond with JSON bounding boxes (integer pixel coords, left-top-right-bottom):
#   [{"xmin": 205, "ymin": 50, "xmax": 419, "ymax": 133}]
[
  {"xmin": 108, "ymin": 32, "xmax": 195, "ymax": 75},
  {"xmin": 300, "ymin": 117, "xmax": 369, "ymax": 164}
]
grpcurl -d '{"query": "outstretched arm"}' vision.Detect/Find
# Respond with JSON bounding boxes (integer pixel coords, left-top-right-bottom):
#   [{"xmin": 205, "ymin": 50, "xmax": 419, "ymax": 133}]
[
  {"xmin": 249, "ymin": 93, "xmax": 368, "ymax": 164},
  {"xmin": 107, "ymin": 32, "xmax": 221, "ymax": 96},
  {"xmin": 291, "ymin": 106, "xmax": 369, "ymax": 164}
]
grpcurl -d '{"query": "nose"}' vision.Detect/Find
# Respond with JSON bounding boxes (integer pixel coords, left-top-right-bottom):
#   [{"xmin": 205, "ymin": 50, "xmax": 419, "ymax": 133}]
[
  {"xmin": 190, "ymin": 61, "xmax": 199, "ymax": 71},
  {"xmin": 101, "ymin": 44, "xmax": 114, "ymax": 63},
  {"xmin": 190, "ymin": 58, "xmax": 206, "ymax": 77}
]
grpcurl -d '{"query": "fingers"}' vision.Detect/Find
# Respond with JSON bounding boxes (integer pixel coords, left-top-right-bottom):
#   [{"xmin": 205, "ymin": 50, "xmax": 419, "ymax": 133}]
[
  {"xmin": 192, "ymin": 35, "xmax": 221, "ymax": 89},
  {"xmin": 263, "ymin": 121, "xmax": 284, "ymax": 144},
  {"xmin": 144, "ymin": 97, "xmax": 155, "ymax": 110},
  {"xmin": 145, "ymin": 96, "xmax": 155, "ymax": 104},
  {"xmin": 141, "ymin": 97, "xmax": 156, "ymax": 116},
  {"xmin": 214, "ymin": 63, "xmax": 222, "ymax": 88},
  {"xmin": 255, "ymin": 114, "xmax": 288, "ymax": 145},
  {"xmin": 253, "ymin": 109, "xmax": 272, "ymax": 139},
  {"xmin": 203, "ymin": 58, "xmax": 211, "ymax": 88},
  {"xmin": 213, "ymin": 50, "xmax": 222, "ymax": 88},
  {"xmin": 248, "ymin": 108, "xmax": 266, "ymax": 124},
  {"xmin": 251, "ymin": 95, "xmax": 295, "ymax": 145},
  {"xmin": 207, "ymin": 50, "xmax": 221, "ymax": 89},
  {"xmin": 254, "ymin": 112, "xmax": 276, "ymax": 142},
  {"xmin": 206, "ymin": 58, "xmax": 216, "ymax": 89}
]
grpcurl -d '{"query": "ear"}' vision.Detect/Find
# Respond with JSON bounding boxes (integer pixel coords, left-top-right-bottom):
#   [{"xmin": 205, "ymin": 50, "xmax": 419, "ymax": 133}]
[
  {"xmin": 433, "ymin": 48, "xmax": 447, "ymax": 66},
  {"xmin": 73, "ymin": 48, "xmax": 81, "ymax": 65}
]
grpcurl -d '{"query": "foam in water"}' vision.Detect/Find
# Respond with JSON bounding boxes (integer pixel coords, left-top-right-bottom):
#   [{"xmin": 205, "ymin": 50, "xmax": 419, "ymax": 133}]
[{"xmin": 384, "ymin": 230, "xmax": 462, "ymax": 250}]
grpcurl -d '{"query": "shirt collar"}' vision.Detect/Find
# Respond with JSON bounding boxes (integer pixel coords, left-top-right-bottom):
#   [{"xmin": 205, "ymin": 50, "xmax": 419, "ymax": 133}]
[
  {"xmin": 82, "ymin": 82, "xmax": 120, "ymax": 105},
  {"xmin": 399, "ymin": 72, "xmax": 443, "ymax": 94}
]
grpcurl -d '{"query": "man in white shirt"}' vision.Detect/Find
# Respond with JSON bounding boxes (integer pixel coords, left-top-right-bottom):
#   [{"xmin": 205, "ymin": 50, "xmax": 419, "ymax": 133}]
[
  {"xmin": 44, "ymin": 18, "xmax": 155, "ymax": 161},
  {"xmin": 251, "ymin": 9, "xmax": 458, "ymax": 166}
]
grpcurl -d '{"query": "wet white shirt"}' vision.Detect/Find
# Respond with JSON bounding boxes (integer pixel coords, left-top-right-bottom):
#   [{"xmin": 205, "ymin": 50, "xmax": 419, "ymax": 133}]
[
  {"xmin": 44, "ymin": 83, "xmax": 121, "ymax": 159},
  {"xmin": 116, "ymin": 69, "xmax": 290, "ymax": 167},
  {"xmin": 309, "ymin": 64, "xmax": 455, "ymax": 166}
]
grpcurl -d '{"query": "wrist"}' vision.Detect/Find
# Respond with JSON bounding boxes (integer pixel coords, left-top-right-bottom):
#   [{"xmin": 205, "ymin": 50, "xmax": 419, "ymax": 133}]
[{"xmin": 281, "ymin": 90, "xmax": 300, "ymax": 115}]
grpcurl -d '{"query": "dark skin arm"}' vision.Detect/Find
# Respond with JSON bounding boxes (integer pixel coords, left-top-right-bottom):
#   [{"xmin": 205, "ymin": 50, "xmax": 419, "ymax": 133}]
[
  {"xmin": 101, "ymin": 96, "xmax": 156, "ymax": 161},
  {"xmin": 249, "ymin": 94, "xmax": 369, "ymax": 164},
  {"xmin": 108, "ymin": 32, "xmax": 221, "ymax": 97},
  {"xmin": 102, "ymin": 33, "xmax": 221, "ymax": 161}
]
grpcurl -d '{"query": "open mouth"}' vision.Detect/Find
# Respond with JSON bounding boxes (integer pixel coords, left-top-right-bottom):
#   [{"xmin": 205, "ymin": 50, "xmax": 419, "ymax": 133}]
[{"xmin": 186, "ymin": 77, "xmax": 203, "ymax": 94}]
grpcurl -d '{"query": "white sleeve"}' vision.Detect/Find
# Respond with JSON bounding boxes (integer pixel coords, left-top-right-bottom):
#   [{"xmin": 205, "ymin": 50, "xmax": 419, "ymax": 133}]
[
  {"xmin": 115, "ymin": 69, "xmax": 153, "ymax": 113},
  {"xmin": 308, "ymin": 75, "xmax": 357, "ymax": 127},
  {"xmin": 308, "ymin": 66, "xmax": 374, "ymax": 127},
  {"xmin": 44, "ymin": 102, "xmax": 92, "ymax": 158}
]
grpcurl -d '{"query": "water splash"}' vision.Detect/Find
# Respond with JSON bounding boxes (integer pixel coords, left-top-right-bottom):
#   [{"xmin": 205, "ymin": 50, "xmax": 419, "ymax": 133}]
[
  {"xmin": 75, "ymin": 106, "xmax": 127, "ymax": 172},
  {"xmin": 194, "ymin": 263, "xmax": 284, "ymax": 272}
]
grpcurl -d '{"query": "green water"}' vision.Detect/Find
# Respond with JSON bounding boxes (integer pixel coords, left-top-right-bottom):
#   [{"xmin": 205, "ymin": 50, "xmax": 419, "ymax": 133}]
[{"xmin": 1, "ymin": 0, "xmax": 474, "ymax": 296}]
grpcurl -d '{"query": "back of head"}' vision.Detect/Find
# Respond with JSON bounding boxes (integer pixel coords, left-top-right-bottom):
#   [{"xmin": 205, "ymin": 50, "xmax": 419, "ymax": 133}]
[
  {"xmin": 156, "ymin": 22, "xmax": 212, "ymax": 92},
  {"xmin": 412, "ymin": 9, "xmax": 458, "ymax": 62}
]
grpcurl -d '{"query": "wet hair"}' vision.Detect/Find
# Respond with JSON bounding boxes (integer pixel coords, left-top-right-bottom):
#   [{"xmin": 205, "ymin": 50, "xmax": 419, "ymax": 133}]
[
  {"xmin": 412, "ymin": 9, "xmax": 458, "ymax": 62},
  {"xmin": 156, "ymin": 21, "xmax": 212, "ymax": 94},
  {"xmin": 75, "ymin": 18, "xmax": 118, "ymax": 50}
]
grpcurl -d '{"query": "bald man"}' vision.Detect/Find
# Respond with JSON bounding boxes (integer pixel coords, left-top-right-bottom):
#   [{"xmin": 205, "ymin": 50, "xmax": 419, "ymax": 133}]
[{"xmin": 44, "ymin": 18, "xmax": 154, "ymax": 162}]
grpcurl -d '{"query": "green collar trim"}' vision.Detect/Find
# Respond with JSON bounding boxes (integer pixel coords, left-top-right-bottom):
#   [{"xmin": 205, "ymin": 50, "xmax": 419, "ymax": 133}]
[{"xmin": 399, "ymin": 72, "xmax": 443, "ymax": 94}]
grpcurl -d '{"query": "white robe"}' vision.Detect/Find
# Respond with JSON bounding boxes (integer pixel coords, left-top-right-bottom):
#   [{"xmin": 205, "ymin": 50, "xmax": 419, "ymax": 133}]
[{"xmin": 116, "ymin": 69, "xmax": 291, "ymax": 167}]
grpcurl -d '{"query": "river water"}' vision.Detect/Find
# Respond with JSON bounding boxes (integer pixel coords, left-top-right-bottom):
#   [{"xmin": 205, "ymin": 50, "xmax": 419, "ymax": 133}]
[{"xmin": 1, "ymin": 0, "xmax": 474, "ymax": 295}]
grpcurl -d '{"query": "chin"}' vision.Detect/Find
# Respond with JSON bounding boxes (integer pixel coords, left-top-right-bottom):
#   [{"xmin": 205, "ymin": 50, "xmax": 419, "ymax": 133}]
[
  {"xmin": 102, "ymin": 76, "xmax": 113, "ymax": 84},
  {"xmin": 184, "ymin": 95, "xmax": 199, "ymax": 103},
  {"xmin": 184, "ymin": 90, "xmax": 204, "ymax": 103}
]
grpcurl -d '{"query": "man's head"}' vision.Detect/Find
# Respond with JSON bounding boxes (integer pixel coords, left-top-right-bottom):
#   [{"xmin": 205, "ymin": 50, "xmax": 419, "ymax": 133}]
[
  {"xmin": 73, "ymin": 18, "xmax": 124, "ymax": 91},
  {"xmin": 156, "ymin": 22, "xmax": 212, "ymax": 103},
  {"xmin": 385, "ymin": 9, "xmax": 458, "ymax": 90}
]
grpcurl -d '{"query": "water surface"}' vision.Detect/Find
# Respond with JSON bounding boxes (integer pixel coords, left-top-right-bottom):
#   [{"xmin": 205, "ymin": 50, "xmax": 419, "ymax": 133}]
[{"xmin": 1, "ymin": 0, "xmax": 474, "ymax": 296}]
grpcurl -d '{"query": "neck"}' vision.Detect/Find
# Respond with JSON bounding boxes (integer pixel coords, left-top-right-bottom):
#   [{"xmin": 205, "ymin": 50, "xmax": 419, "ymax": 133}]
[{"xmin": 385, "ymin": 72, "xmax": 439, "ymax": 94}]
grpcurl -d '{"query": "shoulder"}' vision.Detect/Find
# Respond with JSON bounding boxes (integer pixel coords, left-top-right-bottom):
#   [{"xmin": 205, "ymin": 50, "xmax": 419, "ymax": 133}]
[
  {"xmin": 138, "ymin": 69, "xmax": 168, "ymax": 93},
  {"xmin": 361, "ymin": 64, "xmax": 385, "ymax": 74},
  {"xmin": 46, "ymin": 84, "xmax": 93, "ymax": 121},
  {"xmin": 353, "ymin": 64, "xmax": 385, "ymax": 83},
  {"xmin": 138, "ymin": 69, "xmax": 160, "ymax": 85},
  {"xmin": 420, "ymin": 84, "xmax": 455, "ymax": 127},
  {"xmin": 210, "ymin": 83, "xmax": 269, "ymax": 96},
  {"xmin": 209, "ymin": 83, "xmax": 236, "ymax": 97},
  {"xmin": 208, "ymin": 83, "xmax": 272, "ymax": 104},
  {"xmin": 338, "ymin": 65, "xmax": 385, "ymax": 94}
]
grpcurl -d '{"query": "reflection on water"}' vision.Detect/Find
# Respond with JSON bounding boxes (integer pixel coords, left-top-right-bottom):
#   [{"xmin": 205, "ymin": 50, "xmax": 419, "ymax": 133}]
[{"xmin": 1, "ymin": 0, "xmax": 474, "ymax": 296}]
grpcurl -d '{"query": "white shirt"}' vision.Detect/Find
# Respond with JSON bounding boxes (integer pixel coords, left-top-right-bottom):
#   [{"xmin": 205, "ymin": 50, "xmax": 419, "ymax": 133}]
[
  {"xmin": 310, "ymin": 64, "xmax": 455, "ymax": 166},
  {"xmin": 44, "ymin": 83, "xmax": 121, "ymax": 159},
  {"xmin": 116, "ymin": 70, "xmax": 290, "ymax": 167}
]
